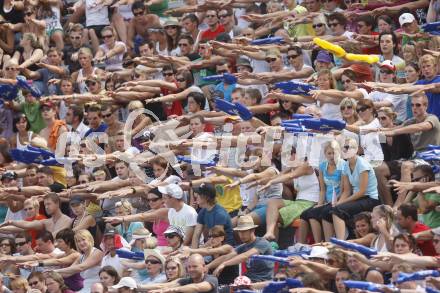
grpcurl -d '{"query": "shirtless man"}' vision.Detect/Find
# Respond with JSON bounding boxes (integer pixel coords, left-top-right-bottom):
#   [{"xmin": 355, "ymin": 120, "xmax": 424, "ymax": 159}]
[
  {"xmin": 127, "ymin": 1, "xmax": 161, "ymax": 52},
  {"xmin": 0, "ymin": 193, "xmax": 72, "ymax": 238}
]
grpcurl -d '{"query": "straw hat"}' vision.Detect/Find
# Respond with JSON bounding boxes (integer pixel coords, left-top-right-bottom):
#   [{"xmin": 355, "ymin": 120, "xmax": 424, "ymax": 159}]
[{"xmin": 233, "ymin": 215, "xmax": 258, "ymax": 231}]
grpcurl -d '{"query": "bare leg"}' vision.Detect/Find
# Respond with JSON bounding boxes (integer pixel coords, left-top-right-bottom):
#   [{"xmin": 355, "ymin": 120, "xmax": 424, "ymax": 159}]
[
  {"xmin": 298, "ymin": 219, "xmax": 310, "ymax": 244},
  {"xmin": 309, "ymin": 219, "xmax": 323, "ymax": 243},
  {"xmin": 89, "ymin": 29, "xmax": 100, "ymax": 54},
  {"xmin": 51, "ymin": 31, "xmax": 65, "ymax": 51},
  {"xmin": 374, "ymin": 163, "xmax": 393, "ymax": 206},
  {"xmin": 332, "ymin": 214, "xmax": 346, "ymax": 240},
  {"xmin": 249, "ymin": 211, "xmax": 262, "ymax": 226},
  {"xmin": 322, "ymin": 220, "xmax": 335, "ymax": 242},
  {"xmin": 263, "ymin": 198, "xmax": 286, "ymax": 241},
  {"xmin": 111, "ymin": 13, "xmax": 127, "ymax": 43},
  {"xmin": 65, "ymin": 4, "xmax": 85, "ymax": 29},
  {"xmin": 394, "ymin": 161, "xmax": 415, "ymax": 208}
]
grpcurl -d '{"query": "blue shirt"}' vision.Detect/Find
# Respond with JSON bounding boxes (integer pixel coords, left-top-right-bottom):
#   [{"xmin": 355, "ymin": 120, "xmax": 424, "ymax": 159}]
[
  {"xmin": 214, "ymin": 82, "xmax": 236, "ymax": 102},
  {"xmin": 116, "ymin": 222, "xmax": 144, "ymax": 242},
  {"xmin": 197, "ymin": 204, "xmax": 234, "ymax": 245},
  {"xmin": 235, "ymin": 237, "xmax": 273, "ymax": 282},
  {"xmin": 84, "ymin": 122, "xmax": 108, "ymax": 138},
  {"xmin": 342, "ymin": 157, "xmax": 378, "ymax": 200},
  {"xmin": 416, "ymin": 76, "xmax": 440, "ymax": 118},
  {"xmin": 319, "ymin": 160, "xmax": 343, "ymax": 203}
]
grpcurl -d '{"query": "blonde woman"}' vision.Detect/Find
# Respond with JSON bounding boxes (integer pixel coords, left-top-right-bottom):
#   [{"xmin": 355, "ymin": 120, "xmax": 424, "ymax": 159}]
[
  {"xmin": 10, "ymin": 277, "xmax": 29, "ymax": 293},
  {"xmin": 71, "ymin": 47, "xmax": 105, "ymax": 94},
  {"xmin": 55, "ymin": 229, "xmax": 104, "ymax": 293},
  {"xmin": 299, "ymin": 141, "xmax": 345, "ymax": 242},
  {"xmin": 114, "ymin": 200, "xmax": 144, "ymax": 243},
  {"xmin": 13, "ymin": 33, "xmax": 44, "ymax": 71},
  {"xmin": 164, "ymin": 257, "xmax": 185, "ymax": 282}
]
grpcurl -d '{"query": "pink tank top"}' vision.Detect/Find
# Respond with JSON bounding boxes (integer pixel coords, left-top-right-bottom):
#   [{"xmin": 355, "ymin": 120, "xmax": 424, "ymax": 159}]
[{"xmin": 153, "ymin": 219, "xmax": 169, "ymax": 246}]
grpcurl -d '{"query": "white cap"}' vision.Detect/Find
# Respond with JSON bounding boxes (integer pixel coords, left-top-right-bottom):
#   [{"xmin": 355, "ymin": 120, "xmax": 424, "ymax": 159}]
[
  {"xmin": 399, "ymin": 13, "xmax": 416, "ymax": 26},
  {"xmin": 302, "ymin": 246, "xmax": 329, "ymax": 260},
  {"xmin": 158, "ymin": 183, "xmax": 183, "ymax": 199},
  {"xmin": 112, "ymin": 277, "xmax": 137, "ymax": 289}
]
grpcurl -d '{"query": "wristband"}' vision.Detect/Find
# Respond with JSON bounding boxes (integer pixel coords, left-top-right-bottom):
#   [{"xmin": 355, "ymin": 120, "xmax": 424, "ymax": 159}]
[{"xmin": 131, "ymin": 187, "xmax": 136, "ymax": 194}]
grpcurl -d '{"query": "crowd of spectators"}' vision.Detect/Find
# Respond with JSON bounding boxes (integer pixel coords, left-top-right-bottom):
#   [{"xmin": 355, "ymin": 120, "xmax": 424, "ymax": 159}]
[{"xmin": 1, "ymin": 0, "xmax": 440, "ymax": 292}]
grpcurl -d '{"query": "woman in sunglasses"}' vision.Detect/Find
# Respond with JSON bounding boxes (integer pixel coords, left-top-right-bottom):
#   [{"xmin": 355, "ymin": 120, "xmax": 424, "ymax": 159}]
[
  {"xmin": 163, "ymin": 19, "xmax": 182, "ymax": 56},
  {"xmin": 329, "ymin": 138, "xmax": 380, "ymax": 240},
  {"xmin": 95, "ymin": 26, "xmax": 126, "ymax": 72},
  {"xmin": 142, "ymin": 249, "xmax": 166, "ymax": 284}
]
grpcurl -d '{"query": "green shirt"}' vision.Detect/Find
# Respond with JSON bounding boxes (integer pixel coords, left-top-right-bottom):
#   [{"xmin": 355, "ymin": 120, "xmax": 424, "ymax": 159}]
[
  {"xmin": 148, "ymin": 0, "xmax": 168, "ymax": 17},
  {"xmin": 21, "ymin": 102, "xmax": 46, "ymax": 133},
  {"xmin": 413, "ymin": 192, "xmax": 440, "ymax": 228}
]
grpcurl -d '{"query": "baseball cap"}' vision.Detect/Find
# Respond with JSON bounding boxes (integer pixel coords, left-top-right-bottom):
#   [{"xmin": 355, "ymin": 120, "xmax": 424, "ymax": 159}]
[
  {"xmin": 163, "ymin": 225, "xmax": 185, "ymax": 239},
  {"xmin": 1, "ymin": 171, "xmax": 17, "ymax": 181},
  {"xmin": 399, "ymin": 13, "xmax": 416, "ymax": 26},
  {"xmin": 316, "ymin": 50, "xmax": 332, "ymax": 63},
  {"xmin": 40, "ymin": 100, "xmax": 54, "ymax": 109},
  {"xmin": 69, "ymin": 195, "xmax": 84, "ymax": 205},
  {"xmin": 112, "ymin": 277, "xmax": 137, "ymax": 289},
  {"xmin": 158, "ymin": 183, "xmax": 183, "ymax": 199},
  {"xmin": 193, "ymin": 183, "xmax": 216, "ymax": 200},
  {"xmin": 379, "ymin": 60, "xmax": 396, "ymax": 72},
  {"xmin": 104, "ymin": 228, "xmax": 117, "ymax": 237},
  {"xmin": 265, "ymin": 48, "xmax": 281, "ymax": 59}
]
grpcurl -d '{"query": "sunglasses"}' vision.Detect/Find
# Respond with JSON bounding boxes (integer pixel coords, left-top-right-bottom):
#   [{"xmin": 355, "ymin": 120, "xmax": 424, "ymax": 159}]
[
  {"xmin": 0, "ymin": 243, "xmax": 10, "ymax": 247},
  {"xmin": 165, "ymin": 25, "xmax": 179, "ymax": 30},
  {"xmin": 145, "ymin": 259, "xmax": 161, "ymax": 264},
  {"xmin": 102, "ymin": 113, "xmax": 113, "ymax": 118},
  {"xmin": 340, "ymin": 105, "xmax": 353, "ymax": 110},
  {"xmin": 147, "ymin": 197, "xmax": 160, "ymax": 202},
  {"xmin": 178, "ymin": 43, "xmax": 189, "ymax": 47},
  {"xmin": 273, "ymin": 277, "xmax": 286, "ymax": 282},
  {"xmin": 5, "ymin": 67, "xmax": 18, "ymax": 71},
  {"xmin": 42, "ymin": 107, "xmax": 52, "ymax": 112},
  {"xmin": 102, "ymin": 34, "xmax": 113, "ymax": 39},
  {"xmin": 266, "ymin": 58, "xmax": 277, "ymax": 63},
  {"xmin": 312, "ymin": 23, "xmax": 324, "ymax": 29},
  {"xmin": 206, "ymin": 14, "xmax": 217, "ymax": 18},
  {"xmin": 163, "ymin": 72, "xmax": 174, "ymax": 76},
  {"xmin": 328, "ymin": 22, "xmax": 339, "ymax": 27},
  {"xmin": 176, "ymin": 78, "xmax": 186, "ymax": 82},
  {"xmin": 16, "ymin": 241, "xmax": 27, "ymax": 246},
  {"xmin": 341, "ymin": 79, "xmax": 352, "ymax": 84},
  {"xmin": 165, "ymin": 233, "xmax": 178, "ymax": 239},
  {"xmin": 343, "ymin": 145, "xmax": 352, "ymax": 150},
  {"xmin": 378, "ymin": 116, "xmax": 388, "ymax": 121},
  {"xmin": 380, "ymin": 69, "xmax": 393, "ymax": 75},
  {"xmin": 23, "ymin": 207, "xmax": 34, "ymax": 211},
  {"xmin": 219, "ymin": 14, "xmax": 231, "ymax": 18},
  {"xmin": 133, "ymin": 11, "xmax": 144, "ymax": 16},
  {"xmin": 411, "ymin": 103, "xmax": 422, "ymax": 107},
  {"xmin": 356, "ymin": 106, "xmax": 369, "ymax": 113},
  {"xmin": 29, "ymin": 282, "xmax": 39, "ymax": 287},
  {"xmin": 86, "ymin": 81, "xmax": 97, "ymax": 86},
  {"xmin": 288, "ymin": 54, "xmax": 299, "ymax": 60},
  {"xmin": 25, "ymin": 12, "xmax": 33, "ymax": 16},
  {"xmin": 70, "ymin": 36, "xmax": 81, "ymax": 40}
]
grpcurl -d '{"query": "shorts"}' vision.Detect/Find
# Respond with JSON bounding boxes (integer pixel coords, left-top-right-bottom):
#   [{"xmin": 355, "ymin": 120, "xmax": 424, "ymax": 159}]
[
  {"xmin": 330, "ymin": 197, "xmax": 380, "ymax": 228},
  {"xmin": 300, "ymin": 203, "xmax": 333, "ymax": 222},
  {"xmin": 253, "ymin": 204, "xmax": 267, "ymax": 224},
  {"xmin": 47, "ymin": 28, "xmax": 63, "ymax": 38},
  {"xmin": 87, "ymin": 25, "xmax": 107, "ymax": 38},
  {"xmin": 279, "ymin": 199, "xmax": 315, "ymax": 228}
]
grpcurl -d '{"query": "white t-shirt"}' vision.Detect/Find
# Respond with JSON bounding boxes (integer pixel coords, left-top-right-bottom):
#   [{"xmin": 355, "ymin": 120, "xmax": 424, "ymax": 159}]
[
  {"xmin": 359, "ymin": 118, "xmax": 384, "ymax": 165},
  {"xmin": 368, "ymin": 91, "xmax": 408, "ymax": 122},
  {"xmin": 167, "ymin": 203, "xmax": 197, "ymax": 230},
  {"xmin": 293, "ymin": 172, "xmax": 320, "ymax": 202},
  {"xmin": 85, "ymin": 0, "xmax": 110, "ymax": 26},
  {"xmin": 101, "ymin": 253, "xmax": 125, "ymax": 275}
]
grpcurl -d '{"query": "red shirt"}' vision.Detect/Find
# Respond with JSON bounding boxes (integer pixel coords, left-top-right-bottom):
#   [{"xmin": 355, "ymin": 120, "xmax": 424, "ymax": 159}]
[
  {"xmin": 362, "ymin": 32, "xmax": 380, "ymax": 55},
  {"xmin": 26, "ymin": 214, "xmax": 47, "ymax": 248},
  {"xmin": 161, "ymin": 85, "xmax": 183, "ymax": 117},
  {"xmin": 413, "ymin": 222, "xmax": 437, "ymax": 256},
  {"xmin": 200, "ymin": 24, "xmax": 225, "ymax": 42}
]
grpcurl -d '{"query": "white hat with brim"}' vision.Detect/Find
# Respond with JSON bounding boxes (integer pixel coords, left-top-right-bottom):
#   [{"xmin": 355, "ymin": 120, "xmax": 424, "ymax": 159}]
[
  {"xmin": 128, "ymin": 227, "xmax": 152, "ymax": 246},
  {"xmin": 233, "ymin": 215, "xmax": 259, "ymax": 231},
  {"xmin": 302, "ymin": 246, "xmax": 329, "ymax": 260},
  {"xmin": 144, "ymin": 248, "xmax": 166, "ymax": 265},
  {"xmin": 112, "ymin": 277, "xmax": 137, "ymax": 289},
  {"xmin": 158, "ymin": 183, "xmax": 183, "ymax": 199}
]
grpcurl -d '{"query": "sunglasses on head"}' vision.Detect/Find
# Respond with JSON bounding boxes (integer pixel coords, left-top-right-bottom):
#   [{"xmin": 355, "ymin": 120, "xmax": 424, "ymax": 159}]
[{"xmin": 312, "ymin": 23, "xmax": 324, "ymax": 29}]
